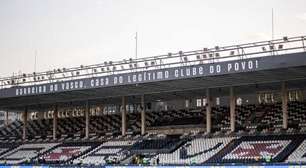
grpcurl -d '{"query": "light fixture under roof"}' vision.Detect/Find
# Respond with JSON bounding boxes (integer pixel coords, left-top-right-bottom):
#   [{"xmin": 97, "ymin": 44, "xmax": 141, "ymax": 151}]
[
  {"xmin": 183, "ymin": 57, "xmax": 188, "ymax": 62},
  {"xmin": 278, "ymin": 44, "xmax": 283, "ymax": 50}
]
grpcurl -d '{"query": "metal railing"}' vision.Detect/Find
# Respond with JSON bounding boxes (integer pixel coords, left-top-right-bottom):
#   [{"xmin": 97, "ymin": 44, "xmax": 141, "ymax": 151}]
[{"xmin": 0, "ymin": 35, "xmax": 305, "ymax": 89}]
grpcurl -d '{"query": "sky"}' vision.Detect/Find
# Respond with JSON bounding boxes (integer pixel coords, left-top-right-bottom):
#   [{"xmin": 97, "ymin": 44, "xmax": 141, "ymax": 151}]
[{"xmin": 0, "ymin": 0, "xmax": 306, "ymax": 77}]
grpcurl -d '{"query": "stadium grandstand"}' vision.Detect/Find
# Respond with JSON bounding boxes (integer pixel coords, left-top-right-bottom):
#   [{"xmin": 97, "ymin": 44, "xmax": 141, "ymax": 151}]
[{"xmin": 0, "ymin": 35, "xmax": 306, "ymax": 167}]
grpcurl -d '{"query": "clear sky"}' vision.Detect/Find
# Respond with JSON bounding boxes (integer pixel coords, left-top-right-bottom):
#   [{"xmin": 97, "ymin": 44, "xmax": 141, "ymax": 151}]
[{"xmin": 0, "ymin": 0, "xmax": 306, "ymax": 77}]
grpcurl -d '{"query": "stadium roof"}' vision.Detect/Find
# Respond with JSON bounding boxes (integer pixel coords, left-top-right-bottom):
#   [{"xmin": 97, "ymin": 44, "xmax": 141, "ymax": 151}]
[{"xmin": 0, "ymin": 36, "xmax": 306, "ymax": 111}]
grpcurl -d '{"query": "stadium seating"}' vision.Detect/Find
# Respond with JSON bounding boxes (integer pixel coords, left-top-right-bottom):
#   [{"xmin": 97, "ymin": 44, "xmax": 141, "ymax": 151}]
[
  {"xmin": 39, "ymin": 142, "xmax": 99, "ymax": 164},
  {"xmin": 131, "ymin": 135, "xmax": 183, "ymax": 154},
  {"xmin": 288, "ymin": 101, "xmax": 306, "ymax": 129},
  {"xmin": 1, "ymin": 102, "xmax": 304, "ymax": 140},
  {"xmin": 207, "ymin": 134, "xmax": 304, "ymax": 164},
  {"xmin": 287, "ymin": 139, "xmax": 306, "ymax": 163},
  {"xmin": 0, "ymin": 102, "xmax": 306, "ymax": 166},
  {"xmin": 147, "ymin": 109, "xmax": 204, "ymax": 128},
  {"xmin": 74, "ymin": 139, "xmax": 136, "ymax": 165},
  {"xmin": 155, "ymin": 137, "xmax": 233, "ymax": 165},
  {"xmin": 0, "ymin": 143, "xmax": 58, "ymax": 164}
]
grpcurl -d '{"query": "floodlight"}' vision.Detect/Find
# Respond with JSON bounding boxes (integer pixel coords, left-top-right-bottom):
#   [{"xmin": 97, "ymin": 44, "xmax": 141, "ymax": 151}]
[
  {"xmin": 183, "ymin": 57, "xmax": 188, "ymax": 62},
  {"xmin": 278, "ymin": 44, "xmax": 283, "ymax": 50}
]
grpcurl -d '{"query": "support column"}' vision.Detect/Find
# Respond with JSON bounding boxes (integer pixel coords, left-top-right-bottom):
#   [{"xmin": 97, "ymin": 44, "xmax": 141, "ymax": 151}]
[
  {"xmin": 206, "ymin": 88, "xmax": 212, "ymax": 133},
  {"xmin": 22, "ymin": 107, "xmax": 28, "ymax": 140},
  {"xmin": 5, "ymin": 110, "xmax": 9, "ymax": 126},
  {"xmin": 121, "ymin": 96, "xmax": 127, "ymax": 136},
  {"xmin": 282, "ymin": 82, "xmax": 288, "ymax": 129},
  {"xmin": 230, "ymin": 87, "xmax": 236, "ymax": 132},
  {"xmin": 141, "ymin": 95, "xmax": 146, "ymax": 135},
  {"xmin": 53, "ymin": 105, "xmax": 58, "ymax": 140},
  {"xmin": 85, "ymin": 101, "xmax": 90, "ymax": 139}
]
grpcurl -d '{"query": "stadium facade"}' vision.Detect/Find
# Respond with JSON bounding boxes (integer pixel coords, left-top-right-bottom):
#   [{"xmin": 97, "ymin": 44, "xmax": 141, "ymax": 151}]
[{"xmin": 0, "ymin": 36, "xmax": 305, "ymax": 167}]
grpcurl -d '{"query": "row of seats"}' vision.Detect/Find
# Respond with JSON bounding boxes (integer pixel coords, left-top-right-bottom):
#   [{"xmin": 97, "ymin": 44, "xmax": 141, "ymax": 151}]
[
  {"xmin": 0, "ymin": 134, "xmax": 306, "ymax": 165},
  {"xmin": 1, "ymin": 102, "xmax": 306, "ymax": 140},
  {"xmin": 207, "ymin": 134, "xmax": 305, "ymax": 164},
  {"xmin": 0, "ymin": 143, "xmax": 58, "ymax": 164},
  {"xmin": 155, "ymin": 137, "xmax": 233, "ymax": 164},
  {"xmin": 74, "ymin": 139, "xmax": 136, "ymax": 165}
]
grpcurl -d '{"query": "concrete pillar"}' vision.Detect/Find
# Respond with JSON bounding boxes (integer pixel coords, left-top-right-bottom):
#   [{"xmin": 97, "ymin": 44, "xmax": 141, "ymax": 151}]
[
  {"xmin": 141, "ymin": 95, "xmax": 146, "ymax": 135},
  {"xmin": 53, "ymin": 105, "xmax": 58, "ymax": 140},
  {"xmin": 206, "ymin": 88, "xmax": 212, "ymax": 133},
  {"xmin": 22, "ymin": 107, "xmax": 28, "ymax": 140},
  {"xmin": 282, "ymin": 82, "xmax": 288, "ymax": 129},
  {"xmin": 5, "ymin": 110, "xmax": 9, "ymax": 126},
  {"xmin": 85, "ymin": 101, "xmax": 90, "ymax": 139},
  {"xmin": 121, "ymin": 96, "xmax": 127, "ymax": 136},
  {"xmin": 230, "ymin": 87, "xmax": 236, "ymax": 132}
]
